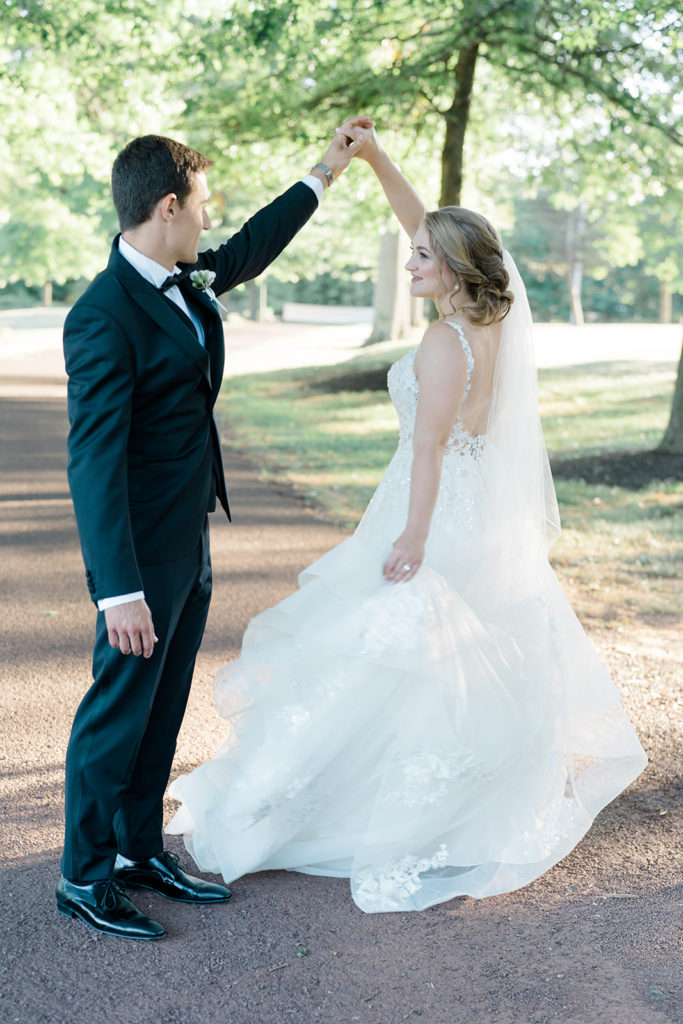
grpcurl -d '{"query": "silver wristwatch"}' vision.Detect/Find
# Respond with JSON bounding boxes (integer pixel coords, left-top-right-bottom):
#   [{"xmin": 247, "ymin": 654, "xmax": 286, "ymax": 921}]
[{"xmin": 311, "ymin": 162, "xmax": 335, "ymax": 186}]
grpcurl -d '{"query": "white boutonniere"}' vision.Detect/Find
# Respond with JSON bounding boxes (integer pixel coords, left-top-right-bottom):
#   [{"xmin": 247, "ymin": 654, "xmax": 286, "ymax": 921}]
[{"xmin": 190, "ymin": 269, "xmax": 227, "ymax": 313}]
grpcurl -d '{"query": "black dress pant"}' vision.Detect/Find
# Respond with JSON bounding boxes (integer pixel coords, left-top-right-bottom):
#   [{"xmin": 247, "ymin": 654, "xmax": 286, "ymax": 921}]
[{"xmin": 61, "ymin": 521, "xmax": 212, "ymax": 882}]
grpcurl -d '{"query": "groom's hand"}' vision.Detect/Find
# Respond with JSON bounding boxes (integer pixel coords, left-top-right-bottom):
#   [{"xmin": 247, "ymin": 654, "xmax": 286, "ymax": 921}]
[
  {"xmin": 105, "ymin": 599, "xmax": 157, "ymax": 658},
  {"xmin": 312, "ymin": 123, "xmax": 368, "ymax": 186},
  {"xmin": 336, "ymin": 116, "xmax": 379, "ymax": 164}
]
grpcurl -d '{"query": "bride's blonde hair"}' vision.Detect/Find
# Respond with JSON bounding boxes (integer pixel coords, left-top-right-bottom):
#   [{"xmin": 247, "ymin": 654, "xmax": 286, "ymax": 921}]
[{"xmin": 423, "ymin": 207, "xmax": 514, "ymax": 325}]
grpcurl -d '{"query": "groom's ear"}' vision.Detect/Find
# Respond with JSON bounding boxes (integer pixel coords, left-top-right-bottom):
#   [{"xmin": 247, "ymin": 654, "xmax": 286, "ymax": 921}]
[{"xmin": 158, "ymin": 193, "xmax": 178, "ymax": 222}]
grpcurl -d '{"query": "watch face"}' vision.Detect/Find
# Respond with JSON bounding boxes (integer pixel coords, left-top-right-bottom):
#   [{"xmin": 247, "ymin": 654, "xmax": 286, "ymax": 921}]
[{"xmin": 317, "ymin": 163, "xmax": 334, "ymax": 184}]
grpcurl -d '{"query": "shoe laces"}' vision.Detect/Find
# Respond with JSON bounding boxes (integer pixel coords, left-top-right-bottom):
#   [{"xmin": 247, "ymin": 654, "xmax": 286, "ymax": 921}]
[
  {"xmin": 102, "ymin": 878, "xmax": 126, "ymax": 910},
  {"xmin": 161, "ymin": 850, "xmax": 180, "ymax": 871}
]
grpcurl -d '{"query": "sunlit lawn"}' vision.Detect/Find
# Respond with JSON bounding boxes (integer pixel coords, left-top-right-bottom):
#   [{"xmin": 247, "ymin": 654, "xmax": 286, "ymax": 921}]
[
  {"xmin": 541, "ymin": 360, "xmax": 682, "ymax": 626},
  {"xmin": 219, "ymin": 341, "xmax": 410, "ymax": 525},
  {"xmin": 218, "ymin": 344, "xmax": 682, "ymax": 628}
]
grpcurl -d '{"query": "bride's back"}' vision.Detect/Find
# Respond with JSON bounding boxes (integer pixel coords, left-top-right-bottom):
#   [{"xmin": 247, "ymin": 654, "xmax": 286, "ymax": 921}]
[
  {"xmin": 421, "ymin": 207, "xmax": 511, "ymax": 441},
  {"xmin": 450, "ymin": 317, "xmax": 502, "ymax": 439}
]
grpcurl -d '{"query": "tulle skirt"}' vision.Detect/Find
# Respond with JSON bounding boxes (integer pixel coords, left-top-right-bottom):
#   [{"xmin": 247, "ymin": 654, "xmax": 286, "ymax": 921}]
[{"xmin": 167, "ymin": 468, "xmax": 646, "ymax": 911}]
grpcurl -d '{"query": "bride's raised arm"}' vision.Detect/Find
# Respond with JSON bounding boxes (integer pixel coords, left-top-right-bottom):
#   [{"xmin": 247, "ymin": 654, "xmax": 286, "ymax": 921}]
[{"xmin": 337, "ymin": 117, "xmax": 426, "ymax": 237}]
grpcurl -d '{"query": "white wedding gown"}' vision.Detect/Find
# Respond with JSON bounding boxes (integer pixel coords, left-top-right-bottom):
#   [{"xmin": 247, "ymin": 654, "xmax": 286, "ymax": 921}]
[{"xmin": 167, "ymin": 320, "xmax": 646, "ymax": 912}]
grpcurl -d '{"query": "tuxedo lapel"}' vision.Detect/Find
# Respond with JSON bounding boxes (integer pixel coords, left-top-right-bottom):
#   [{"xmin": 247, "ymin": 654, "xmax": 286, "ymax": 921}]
[
  {"xmin": 180, "ymin": 283, "xmax": 225, "ymax": 405},
  {"xmin": 161, "ymin": 295, "xmax": 202, "ymax": 337},
  {"xmin": 108, "ymin": 243, "xmax": 212, "ymax": 387},
  {"xmin": 182, "ymin": 282, "xmax": 218, "ymax": 319}
]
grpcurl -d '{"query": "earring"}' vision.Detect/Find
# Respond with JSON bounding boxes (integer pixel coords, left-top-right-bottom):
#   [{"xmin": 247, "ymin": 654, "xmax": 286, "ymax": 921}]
[{"xmin": 452, "ymin": 278, "xmax": 461, "ymax": 294}]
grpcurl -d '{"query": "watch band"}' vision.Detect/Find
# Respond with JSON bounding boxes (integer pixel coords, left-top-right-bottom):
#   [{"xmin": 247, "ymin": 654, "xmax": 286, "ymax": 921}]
[{"xmin": 311, "ymin": 162, "xmax": 335, "ymax": 187}]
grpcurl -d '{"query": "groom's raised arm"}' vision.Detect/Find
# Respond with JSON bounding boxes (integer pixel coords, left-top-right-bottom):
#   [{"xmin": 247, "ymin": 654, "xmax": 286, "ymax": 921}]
[{"xmin": 195, "ymin": 130, "xmax": 366, "ymax": 294}]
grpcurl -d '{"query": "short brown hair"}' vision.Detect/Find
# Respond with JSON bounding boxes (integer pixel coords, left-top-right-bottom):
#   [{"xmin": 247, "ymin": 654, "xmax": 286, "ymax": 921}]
[{"xmin": 111, "ymin": 135, "xmax": 213, "ymax": 231}]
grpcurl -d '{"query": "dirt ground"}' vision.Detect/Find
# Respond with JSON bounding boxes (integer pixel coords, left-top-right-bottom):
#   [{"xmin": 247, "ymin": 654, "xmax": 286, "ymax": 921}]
[{"xmin": 0, "ymin": 327, "xmax": 681, "ymax": 1024}]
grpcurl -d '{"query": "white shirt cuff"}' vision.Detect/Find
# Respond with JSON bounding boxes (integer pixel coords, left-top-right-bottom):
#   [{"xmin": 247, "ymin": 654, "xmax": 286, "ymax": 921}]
[
  {"xmin": 98, "ymin": 591, "xmax": 145, "ymax": 611},
  {"xmin": 301, "ymin": 174, "xmax": 325, "ymax": 203}
]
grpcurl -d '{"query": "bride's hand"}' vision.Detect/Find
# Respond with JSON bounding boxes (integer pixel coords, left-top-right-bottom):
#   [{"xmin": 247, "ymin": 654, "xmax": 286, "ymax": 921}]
[
  {"xmin": 335, "ymin": 116, "xmax": 379, "ymax": 163},
  {"xmin": 383, "ymin": 532, "xmax": 424, "ymax": 584},
  {"xmin": 316, "ymin": 127, "xmax": 367, "ymax": 182}
]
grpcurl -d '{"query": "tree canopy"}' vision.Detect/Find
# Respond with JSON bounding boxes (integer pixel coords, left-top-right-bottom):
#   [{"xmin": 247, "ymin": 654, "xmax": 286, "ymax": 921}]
[
  {"xmin": 0, "ymin": 0, "xmax": 680, "ymax": 311},
  {"xmin": 185, "ymin": 0, "xmax": 681, "ymax": 199}
]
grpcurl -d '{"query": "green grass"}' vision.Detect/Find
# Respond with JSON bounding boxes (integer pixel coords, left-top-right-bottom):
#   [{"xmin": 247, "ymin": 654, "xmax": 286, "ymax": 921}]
[
  {"xmin": 217, "ymin": 345, "xmax": 682, "ymax": 626},
  {"xmin": 219, "ymin": 340, "xmax": 411, "ymax": 527},
  {"xmin": 540, "ymin": 360, "xmax": 676, "ymax": 455},
  {"xmin": 539, "ymin": 360, "xmax": 682, "ymax": 624}
]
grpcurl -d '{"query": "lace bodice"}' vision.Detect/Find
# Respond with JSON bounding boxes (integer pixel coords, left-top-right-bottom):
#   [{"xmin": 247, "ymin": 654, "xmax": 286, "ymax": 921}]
[{"xmin": 387, "ymin": 321, "xmax": 485, "ymax": 460}]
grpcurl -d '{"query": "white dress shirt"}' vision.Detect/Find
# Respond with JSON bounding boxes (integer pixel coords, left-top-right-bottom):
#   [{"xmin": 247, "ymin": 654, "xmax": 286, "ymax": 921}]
[
  {"xmin": 118, "ymin": 236, "xmax": 206, "ymax": 345},
  {"xmin": 99, "ymin": 175, "xmax": 323, "ymax": 611}
]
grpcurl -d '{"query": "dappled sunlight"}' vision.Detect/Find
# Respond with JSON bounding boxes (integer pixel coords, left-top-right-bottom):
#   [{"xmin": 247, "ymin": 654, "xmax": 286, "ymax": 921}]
[
  {"xmin": 288, "ymin": 467, "xmax": 382, "ymax": 488},
  {"xmin": 552, "ymin": 479, "xmax": 682, "ymax": 622},
  {"xmin": 316, "ymin": 406, "xmax": 398, "ymax": 435},
  {"xmin": 539, "ymin": 364, "xmax": 674, "ymax": 457}
]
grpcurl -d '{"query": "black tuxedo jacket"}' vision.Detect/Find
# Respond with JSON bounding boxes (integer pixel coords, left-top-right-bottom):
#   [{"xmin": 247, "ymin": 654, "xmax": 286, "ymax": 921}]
[{"xmin": 64, "ymin": 181, "xmax": 317, "ymax": 604}]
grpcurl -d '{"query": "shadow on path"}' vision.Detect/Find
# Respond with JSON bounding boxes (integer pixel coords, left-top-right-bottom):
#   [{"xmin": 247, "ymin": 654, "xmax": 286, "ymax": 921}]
[{"xmin": 0, "ymin": 368, "xmax": 681, "ymax": 1024}]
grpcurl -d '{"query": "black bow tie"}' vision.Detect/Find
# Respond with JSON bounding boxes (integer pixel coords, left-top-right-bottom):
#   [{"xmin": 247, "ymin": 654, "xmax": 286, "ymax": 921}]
[{"xmin": 159, "ymin": 270, "xmax": 191, "ymax": 292}]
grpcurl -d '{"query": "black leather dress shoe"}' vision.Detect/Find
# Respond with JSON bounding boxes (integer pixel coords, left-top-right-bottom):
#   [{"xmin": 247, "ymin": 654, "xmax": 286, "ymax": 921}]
[
  {"xmin": 113, "ymin": 850, "xmax": 232, "ymax": 903},
  {"xmin": 56, "ymin": 876, "xmax": 166, "ymax": 940}
]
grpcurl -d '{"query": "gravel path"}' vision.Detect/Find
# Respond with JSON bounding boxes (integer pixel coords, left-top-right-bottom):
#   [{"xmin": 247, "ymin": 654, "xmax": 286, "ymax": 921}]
[{"xmin": 0, "ymin": 321, "xmax": 681, "ymax": 1024}]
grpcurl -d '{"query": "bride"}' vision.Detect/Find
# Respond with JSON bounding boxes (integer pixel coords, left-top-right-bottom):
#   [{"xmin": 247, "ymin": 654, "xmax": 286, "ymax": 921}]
[{"xmin": 166, "ymin": 119, "xmax": 646, "ymax": 912}]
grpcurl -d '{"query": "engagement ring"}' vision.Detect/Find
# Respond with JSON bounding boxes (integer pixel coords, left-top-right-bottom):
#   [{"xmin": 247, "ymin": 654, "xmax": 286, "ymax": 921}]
[{"xmin": 402, "ymin": 564, "xmax": 413, "ymax": 571}]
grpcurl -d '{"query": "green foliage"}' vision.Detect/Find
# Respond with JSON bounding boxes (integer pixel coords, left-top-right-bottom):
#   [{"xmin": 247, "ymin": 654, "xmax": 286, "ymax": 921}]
[
  {"xmin": 226, "ymin": 272, "xmax": 374, "ymax": 318},
  {"xmin": 636, "ymin": 192, "xmax": 683, "ymax": 289},
  {"xmin": 0, "ymin": 0, "xmax": 679, "ymax": 312},
  {"xmin": 0, "ymin": 0, "xmax": 202, "ymax": 286},
  {"xmin": 181, "ymin": 0, "xmax": 682, "ymax": 301},
  {"xmin": 495, "ymin": 181, "xmax": 682, "ymax": 322},
  {"xmin": 186, "ymin": 0, "xmax": 681, "ymax": 174}
]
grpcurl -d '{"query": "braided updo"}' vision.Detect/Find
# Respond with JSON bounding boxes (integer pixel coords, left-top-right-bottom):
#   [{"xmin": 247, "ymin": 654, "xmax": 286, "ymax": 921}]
[{"xmin": 423, "ymin": 207, "xmax": 513, "ymax": 325}]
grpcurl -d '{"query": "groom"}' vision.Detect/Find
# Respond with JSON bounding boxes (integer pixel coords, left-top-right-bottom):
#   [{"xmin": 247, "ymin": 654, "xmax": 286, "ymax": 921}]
[{"xmin": 58, "ymin": 128, "xmax": 364, "ymax": 939}]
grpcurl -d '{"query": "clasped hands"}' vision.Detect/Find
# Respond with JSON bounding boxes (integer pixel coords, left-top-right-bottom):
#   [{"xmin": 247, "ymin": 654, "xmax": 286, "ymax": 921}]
[{"xmin": 317, "ymin": 115, "xmax": 377, "ymax": 179}]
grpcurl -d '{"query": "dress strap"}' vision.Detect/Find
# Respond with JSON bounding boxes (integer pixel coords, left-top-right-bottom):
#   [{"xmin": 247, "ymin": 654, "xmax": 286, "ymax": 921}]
[{"xmin": 444, "ymin": 320, "xmax": 474, "ymax": 408}]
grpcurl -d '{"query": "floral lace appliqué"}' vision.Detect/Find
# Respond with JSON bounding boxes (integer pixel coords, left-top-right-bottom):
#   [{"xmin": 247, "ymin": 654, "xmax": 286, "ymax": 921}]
[
  {"xmin": 354, "ymin": 844, "xmax": 450, "ymax": 910},
  {"xmin": 384, "ymin": 751, "xmax": 494, "ymax": 808}
]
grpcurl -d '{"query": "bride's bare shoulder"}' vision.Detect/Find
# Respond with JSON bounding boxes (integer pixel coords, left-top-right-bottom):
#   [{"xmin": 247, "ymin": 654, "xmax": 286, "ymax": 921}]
[
  {"xmin": 419, "ymin": 320, "xmax": 472, "ymax": 352},
  {"xmin": 414, "ymin": 321, "xmax": 469, "ymax": 380},
  {"xmin": 416, "ymin": 318, "xmax": 471, "ymax": 356}
]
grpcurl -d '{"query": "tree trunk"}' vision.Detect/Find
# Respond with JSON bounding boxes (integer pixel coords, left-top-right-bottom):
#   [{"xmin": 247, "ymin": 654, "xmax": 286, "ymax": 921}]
[
  {"xmin": 439, "ymin": 43, "xmax": 479, "ymax": 207},
  {"xmin": 249, "ymin": 277, "xmax": 267, "ymax": 321},
  {"xmin": 658, "ymin": 332, "xmax": 683, "ymax": 453},
  {"xmin": 659, "ymin": 282, "xmax": 672, "ymax": 324},
  {"xmin": 410, "ymin": 295, "xmax": 425, "ymax": 327},
  {"xmin": 42, "ymin": 282, "xmax": 53, "ymax": 306},
  {"xmin": 367, "ymin": 228, "xmax": 411, "ymax": 344},
  {"xmin": 566, "ymin": 204, "xmax": 586, "ymax": 325}
]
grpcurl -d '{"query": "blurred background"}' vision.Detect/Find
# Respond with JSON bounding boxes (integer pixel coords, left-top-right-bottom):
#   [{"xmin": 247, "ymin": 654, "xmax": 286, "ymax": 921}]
[{"xmin": 0, "ymin": 0, "xmax": 680, "ymax": 327}]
